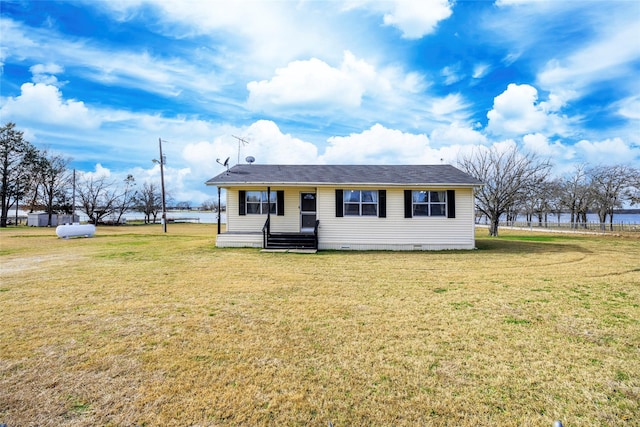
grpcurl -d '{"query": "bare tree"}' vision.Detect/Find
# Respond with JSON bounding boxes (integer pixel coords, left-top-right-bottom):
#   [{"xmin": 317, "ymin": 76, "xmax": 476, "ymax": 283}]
[
  {"xmin": 113, "ymin": 174, "xmax": 137, "ymax": 224},
  {"xmin": 627, "ymin": 170, "xmax": 640, "ymax": 206},
  {"xmin": 76, "ymin": 174, "xmax": 119, "ymax": 224},
  {"xmin": 135, "ymin": 182, "xmax": 162, "ymax": 224},
  {"xmin": 458, "ymin": 143, "xmax": 552, "ymax": 236},
  {"xmin": 200, "ymin": 198, "xmax": 218, "ymax": 211},
  {"xmin": 561, "ymin": 164, "xmax": 592, "ymax": 228},
  {"xmin": 0, "ymin": 123, "xmax": 38, "ymax": 227},
  {"xmin": 588, "ymin": 165, "xmax": 638, "ymax": 230},
  {"xmin": 546, "ymin": 179, "xmax": 566, "ymax": 223},
  {"xmin": 38, "ymin": 151, "xmax": 72, "ymax": 226}
]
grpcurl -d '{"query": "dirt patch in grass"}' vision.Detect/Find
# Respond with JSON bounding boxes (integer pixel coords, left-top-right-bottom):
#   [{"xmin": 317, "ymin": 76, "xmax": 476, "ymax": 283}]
[{"xmin": 1, "ymin": 224, "xmax": 638, "ymax": 425}]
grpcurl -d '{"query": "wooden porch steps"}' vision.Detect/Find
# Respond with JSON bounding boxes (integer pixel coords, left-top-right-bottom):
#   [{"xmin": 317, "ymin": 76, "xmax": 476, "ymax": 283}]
[{"xmin": 266, "ymin": 233, "xmax": 317, "ymax": 250}]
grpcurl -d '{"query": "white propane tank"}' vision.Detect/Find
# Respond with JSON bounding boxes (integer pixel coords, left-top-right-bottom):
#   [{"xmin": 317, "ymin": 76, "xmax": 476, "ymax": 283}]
[{"xmin": 56, "ymin": 223, "xmax": 96, "ymax": 238}]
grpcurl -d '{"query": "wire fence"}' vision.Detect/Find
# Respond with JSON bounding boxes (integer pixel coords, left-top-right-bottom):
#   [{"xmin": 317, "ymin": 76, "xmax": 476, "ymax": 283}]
[{"xmin": 477, "ymin": 220, "xmax": 640, "ymax": 233}]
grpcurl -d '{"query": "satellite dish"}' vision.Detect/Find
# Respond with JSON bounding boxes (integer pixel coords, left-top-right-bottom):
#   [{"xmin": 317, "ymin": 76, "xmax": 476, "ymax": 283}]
[
  {"xmin": 216, "ymin": 157, "xmax": 231, "ymax": 171},
  {"xmin": 245, "ymin": 156, "xmax": 255, "ymax": 164}
]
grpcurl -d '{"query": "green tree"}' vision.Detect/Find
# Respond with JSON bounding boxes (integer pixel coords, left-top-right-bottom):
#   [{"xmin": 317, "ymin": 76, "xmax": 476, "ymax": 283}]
[{"xmin": 0, "ymin": 123, "xmax": 38, "ymax": 227}]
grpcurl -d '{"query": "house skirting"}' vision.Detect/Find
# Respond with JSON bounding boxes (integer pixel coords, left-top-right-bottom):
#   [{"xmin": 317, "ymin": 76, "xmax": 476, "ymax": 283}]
[
  {"xmin": 216, "ymin": 233, "xmax": 475, "ymax": 251},
  {"xmin": 216, "ymin": 232, "xmax": 263, "ymax": 248},
  {"xmin": 318, "ymin": 242, "xmax": 476, "ymax": 251}
]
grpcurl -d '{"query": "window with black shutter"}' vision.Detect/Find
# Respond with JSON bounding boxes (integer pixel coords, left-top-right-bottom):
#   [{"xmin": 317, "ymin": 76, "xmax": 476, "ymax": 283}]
[
  {"xmin": 447, "ymin": 190, "xmax": 455, "ymax": 218},
  {"xmin": 335, "ymin": 189, "xmax": 343, "ymax": 217},
  {"xmin": 239, "ymin": 190, "xmax": 246, "ymax": 216}
]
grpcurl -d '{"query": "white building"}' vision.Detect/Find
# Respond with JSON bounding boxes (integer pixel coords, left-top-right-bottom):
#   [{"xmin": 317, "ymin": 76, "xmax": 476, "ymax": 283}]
[{"xmin": 206, "ymin": 164, "xmax": 482, "ymax": 251}]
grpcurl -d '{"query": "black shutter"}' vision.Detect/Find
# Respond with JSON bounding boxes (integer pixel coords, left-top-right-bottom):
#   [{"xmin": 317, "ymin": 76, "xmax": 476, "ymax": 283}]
[
  {"xmin": 335, "ymin": 189, "xmax": 343, "ymax": 217},
  {"xmin": 447, "ymin": 190, "xmax": 456, "ymax": 218},
  {"xmin": 378, "ymin": 190, "xmax": 386, "ymax": 218},
  {"xmin": 238, "ymin": 190, "xmax": 246, "ymax": 216},
  {"xmin": 277, "ymin": 190, "xmax": 284, "ymax": 216},
  {"xmin": 404, "ymin": 190, "xmax": 412, "ymax": 218}
]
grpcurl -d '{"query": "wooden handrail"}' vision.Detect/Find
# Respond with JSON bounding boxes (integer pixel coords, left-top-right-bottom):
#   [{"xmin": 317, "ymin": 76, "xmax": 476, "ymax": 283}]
[
  {"xmin": 262, "ymin": 216, "xmax": 270, "ymax": 248},
  {"xmin": 313, "ymin": 220, "xmax": 320, "ymax": 249}
]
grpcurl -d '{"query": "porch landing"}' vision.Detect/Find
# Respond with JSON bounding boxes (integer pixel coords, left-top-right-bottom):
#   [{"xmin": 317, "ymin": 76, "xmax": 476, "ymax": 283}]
[{"xmin": 260, "ymin": 248, "xmax": 317, "ymax": 254}]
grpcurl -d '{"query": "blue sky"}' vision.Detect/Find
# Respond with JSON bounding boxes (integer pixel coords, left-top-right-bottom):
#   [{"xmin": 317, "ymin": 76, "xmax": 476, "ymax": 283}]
[{"xmin": 1, "ymin": 0, "xmax": 639, "ymax": 204}]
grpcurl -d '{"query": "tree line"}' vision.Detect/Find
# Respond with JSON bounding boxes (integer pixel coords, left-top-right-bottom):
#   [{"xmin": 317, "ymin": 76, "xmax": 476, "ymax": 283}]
[
  {"xmin": 0, "ymin": 122, "xmax": 222, "ymax": 227},
  {"xmin": 458, "ymin": 144, "xmax": 639, "ymax": 236},
  {"xmin": 2, "ymin": 122, "xmax": 637, "ymax": 234}
]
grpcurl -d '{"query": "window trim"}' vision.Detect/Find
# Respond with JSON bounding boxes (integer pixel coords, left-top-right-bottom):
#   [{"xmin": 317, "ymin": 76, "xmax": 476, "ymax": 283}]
[
  {"xmin": 239, "ymin": 190, "xmax": 283, "ymax": 215},
  {"xmin": 344, "ymin": 189, "xmax": 378, "ymax": 216},
  {"xmin": 413, "ymin": 190, "xmax": 447, "ymax": 217},
  {"xmin": 335, "ymin": 189, "xmax": 385, "ymax": 218},
  {"xmin": 405, "ymin": 189, "xmax": 456, "ymax": 218}
]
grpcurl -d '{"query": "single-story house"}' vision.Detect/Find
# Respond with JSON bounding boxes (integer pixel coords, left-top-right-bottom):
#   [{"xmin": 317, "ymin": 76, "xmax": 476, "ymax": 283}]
[{"xmin": 205, "ymin": 164, "xmax": 482, "ymax": 251}]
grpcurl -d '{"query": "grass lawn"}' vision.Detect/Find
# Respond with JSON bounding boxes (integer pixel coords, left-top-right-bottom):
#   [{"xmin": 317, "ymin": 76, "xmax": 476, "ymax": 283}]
[{"xmin": 1, "ymin": 224, "xmax": 638, "ymax": 426}]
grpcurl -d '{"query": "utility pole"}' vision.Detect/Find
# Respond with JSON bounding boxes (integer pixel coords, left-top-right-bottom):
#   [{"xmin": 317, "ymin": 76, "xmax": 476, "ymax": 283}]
[
  {"xmin": 153, "ymin": 138, "xmax": 168, "ymax": 233},
  {"xmin": 72, "ymin": 169, "xmax": 76, "ymax": 222}
]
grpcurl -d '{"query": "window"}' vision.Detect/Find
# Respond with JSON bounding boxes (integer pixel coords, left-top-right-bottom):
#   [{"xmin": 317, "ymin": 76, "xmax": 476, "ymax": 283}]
[
  {"xmin": 412, "ymin": 190, "xmax": 447, "ymax": 217},
  {"xmin": 344, "ymin": 190, "xmax": 378, "ymax": 216},
  {"xmin": 336, "ymin": 189, "xmax": 386, "ymax": 218},
  {"xmin": 245, "ymin": 191, "xmax": 277, "ymax": 215}
]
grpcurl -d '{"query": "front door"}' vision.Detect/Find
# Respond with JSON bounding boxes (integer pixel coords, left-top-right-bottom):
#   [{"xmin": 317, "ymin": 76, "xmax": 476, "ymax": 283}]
[{"xmin": 300, "ymin": 192, "xmax": 316, "ymax": 232}]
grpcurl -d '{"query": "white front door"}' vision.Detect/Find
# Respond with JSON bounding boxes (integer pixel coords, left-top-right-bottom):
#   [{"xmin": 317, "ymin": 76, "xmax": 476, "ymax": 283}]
[{"xmin": 300, "ymin": 192, "xmax": 316, "ymax": 232}]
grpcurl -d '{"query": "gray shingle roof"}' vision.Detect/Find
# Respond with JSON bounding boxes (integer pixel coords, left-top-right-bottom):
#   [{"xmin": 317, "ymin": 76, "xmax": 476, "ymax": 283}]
[{"xmin": 206, "ymin": 164, "xmax": 482, "ymax": 187}]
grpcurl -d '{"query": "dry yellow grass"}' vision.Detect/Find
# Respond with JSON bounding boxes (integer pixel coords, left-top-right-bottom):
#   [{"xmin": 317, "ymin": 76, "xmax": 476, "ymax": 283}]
[{"xmin": 1, "ymin": 224, "xmax": 638, "ymax": 426}]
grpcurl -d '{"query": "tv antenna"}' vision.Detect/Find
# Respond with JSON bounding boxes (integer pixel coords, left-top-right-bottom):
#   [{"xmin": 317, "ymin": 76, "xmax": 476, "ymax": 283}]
[
  {"xmin": 232, "ymin": 135, "xmax": 249, "ymax": 164},
  {"xmin": 216, "ymin": 157, "xmax": 230, "ymax": 172}
]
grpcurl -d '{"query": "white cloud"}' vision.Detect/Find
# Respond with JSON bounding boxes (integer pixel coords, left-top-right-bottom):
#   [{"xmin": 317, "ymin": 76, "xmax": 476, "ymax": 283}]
[
  {"xmin": 441, "ymin": 64, "xmax": 463, "ymax": 85},
  {"xmin": 382, "ymin": 0, "xmax": 452, "ymax": 39},
  {"xmin": 472, "ymin": 63, "xmax": 490, "ymax": 79},
  {"xmin": 320, "ymin": 123, "xmax": 453, "ymax": 164},
  {"xmin": 430, "ymin": 123, "xmax": 488, "ymax": 147},
  {"xmin": 182, "ymin": 141, "xmax": 221, "ymax": 172},
  {"xmin": 538, "ymin": 22, "xmax": 640, "ymax": 96},
  {"xmin": 247, "ymin": 51, "xmax": 420, "ymax": 114},
  {"xmin": 183, "ymin": 120, "xmax": 318, "ymax": 171},
  {"xmin": 522, "ymin": 133, "xmax": 573, "ymax": 160},
  {"xmin": 574, "ymin": 138, "xmax": 640, "ymax": 166},
  {"xmin": 344, "ymin": 0, "xmax": 453, "ymax": 39},
  {"xmin": 30, "ymin": 63, "xmax": 64, "ymax": 85},
  {"xmin": 616, "ymin": 96, "xmax": 640, "ymax": 120},
  {"xmin": 486, "ymin": 83, "xmax": 569, "ymax": 137},
  {"xmin": 429, "ymin": 93, "xmax": 471, "ymax": 122},
  {"xmin": 490, "ymin": 0, "xmax": 640, "ymax": 108},
  {"xmin": 495, "ymin": 0, "xmax": 542, "ymax": 5},
  {"xmin": 80, "ymin": 163, "xmax": 112, "ymax": 180},
  {"xmin": 0, "ymin": 83, "xmax": 101, "ymax": 129},
  {"xmin": 1, "ymin": 17, "xmax": 218, "ymax": 99},
  {"xmin": 93, "ymin": 0, "xmax": 354, "ymax": 74},
  {"xmin": 247, "ymin": 53, "xmax": 367, "ymax": 111}
]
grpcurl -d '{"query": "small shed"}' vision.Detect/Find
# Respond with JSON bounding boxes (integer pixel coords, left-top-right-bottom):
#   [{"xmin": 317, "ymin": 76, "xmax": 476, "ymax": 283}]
[{"xmin": 28, "ymin": 213, "xmax": 79, "ymax": 227}]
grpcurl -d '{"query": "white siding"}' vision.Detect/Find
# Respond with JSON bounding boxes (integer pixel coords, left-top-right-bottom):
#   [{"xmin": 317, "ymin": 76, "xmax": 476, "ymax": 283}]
[
  {"xmin": 316, "ymin": 187, "xmax": 476, "ymax": 250},
  {"xmin": 216, "ymin": 232, "xmax": 263, "ymax": 248},
  {"xmin": 224, "ymin": 187, "xmax": 315, "ymax": 234},
  {"xmin": 220, "ymin": 185, "xmax": 476, "ymax": 250}
]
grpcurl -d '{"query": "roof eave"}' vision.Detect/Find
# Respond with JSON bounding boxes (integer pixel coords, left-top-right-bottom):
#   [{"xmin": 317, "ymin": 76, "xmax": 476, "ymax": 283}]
[{"xmin": 206, "ymin": 181, "xmax": 482, "ymax": 188}]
